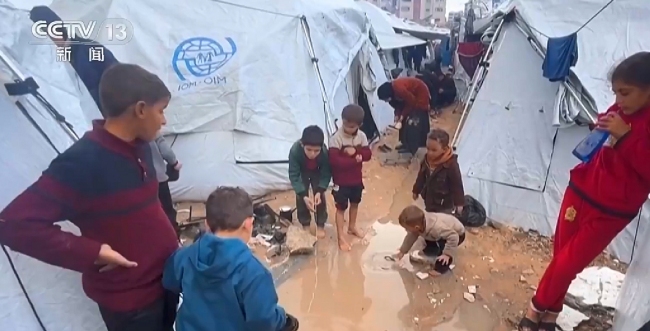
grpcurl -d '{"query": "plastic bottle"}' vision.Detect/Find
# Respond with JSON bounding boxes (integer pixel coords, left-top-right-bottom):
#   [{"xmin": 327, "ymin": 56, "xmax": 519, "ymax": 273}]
[{"xmin": 572, "ymin": 128, "xmax": 610, "ymax": 162}]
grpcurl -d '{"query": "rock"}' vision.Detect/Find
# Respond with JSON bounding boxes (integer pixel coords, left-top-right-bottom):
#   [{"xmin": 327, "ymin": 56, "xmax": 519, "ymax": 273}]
[
  {"xmin": 468, "ymin": 285, "xmax": 477, "ymax": 294},
  {"xmin": 416, "ymin": 272, "xmax": 429, "ymax": 280},
  {"xmin": 522, "ymin": 268, "xmax": 535, "ymax": 275},
  {"xmin": 285, "ymin": 225, "xmax": 316, "ymax": 255},
  {"xmin": 463, "ymin": 292, "xmax": 476, "ymax": 303},
  {"xmin": 490, "ymin": 268, "xmax": 499, "ymax": 273},
  {"xmin": 519, "ymin": 276, "xmax": 527, "ymax": 283},
  {"xmin": 487, "ymin": 218, "xmax": 507, "ymax": 230}
]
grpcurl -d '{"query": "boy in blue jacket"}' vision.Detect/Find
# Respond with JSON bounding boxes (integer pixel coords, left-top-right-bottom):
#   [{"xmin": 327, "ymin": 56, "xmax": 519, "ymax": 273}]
[{"xmin": 163, "ymin": 186, "xmax": 299, "ymax": 331}]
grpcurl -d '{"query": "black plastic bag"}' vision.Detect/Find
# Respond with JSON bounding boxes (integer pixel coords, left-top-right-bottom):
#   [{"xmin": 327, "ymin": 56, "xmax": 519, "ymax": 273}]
[{"xmin": 457, "ymin": 195, "xmax": 486, "ymax": 227}]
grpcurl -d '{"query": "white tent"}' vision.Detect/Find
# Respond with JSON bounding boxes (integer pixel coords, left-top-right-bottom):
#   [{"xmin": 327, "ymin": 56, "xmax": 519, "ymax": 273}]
[
  {"xmin": 0, "ymin": 2, "xmax": 108, "ymax": 330},
  {"xmin": 355, "ymin": 1, "xmax": 425, "ymax": 50},
  {"xmin": 453, "ymin": 0, "xmax": 650, "ymax": 329},
  {"xmin": 48, "ymin": 0, "xmax": 394, "ymax": 202}
]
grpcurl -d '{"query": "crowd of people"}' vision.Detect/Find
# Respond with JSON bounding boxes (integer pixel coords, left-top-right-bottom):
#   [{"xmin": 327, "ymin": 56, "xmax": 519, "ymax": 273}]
[{"xmin": 0, "ymin": 5, "xmax": 649, "ymax": 331}]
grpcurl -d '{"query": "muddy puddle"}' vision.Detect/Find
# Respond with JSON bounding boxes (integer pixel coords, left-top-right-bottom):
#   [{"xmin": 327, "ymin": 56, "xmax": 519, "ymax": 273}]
[{"xmin": 277, "ymin": 219, "xmax": 503, "ymax": 331}]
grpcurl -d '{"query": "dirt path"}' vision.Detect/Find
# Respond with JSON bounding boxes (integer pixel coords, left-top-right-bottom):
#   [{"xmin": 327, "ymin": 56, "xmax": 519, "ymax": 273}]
[{"xmin": 179, "ymin": 104, "xmax": 625, "ymax": 330}]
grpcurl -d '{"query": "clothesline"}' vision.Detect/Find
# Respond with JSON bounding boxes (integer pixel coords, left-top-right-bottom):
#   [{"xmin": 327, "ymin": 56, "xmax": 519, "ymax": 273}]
[{"xmin": 527, "ymin": 0, "xmax": 616, "ymax": 38}]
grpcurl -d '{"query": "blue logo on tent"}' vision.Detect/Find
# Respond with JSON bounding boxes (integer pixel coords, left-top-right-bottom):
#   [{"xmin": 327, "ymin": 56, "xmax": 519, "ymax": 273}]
[{"xmin": 171, "ymin": 37, "xmax": 237, "ymax": 81}]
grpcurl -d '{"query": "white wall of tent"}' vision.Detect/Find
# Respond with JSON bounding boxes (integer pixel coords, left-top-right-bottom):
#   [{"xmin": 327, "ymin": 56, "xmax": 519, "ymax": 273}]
[{"xmin": 1, "ymin": 0, "xmax": 650, "ymax": 330}]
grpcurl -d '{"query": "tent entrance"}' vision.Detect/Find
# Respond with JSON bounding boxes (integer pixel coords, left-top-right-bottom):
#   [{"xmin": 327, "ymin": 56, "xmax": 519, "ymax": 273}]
[{"xmin": 358, "ymin": 84, "xmax": 378, "ymax": 141}]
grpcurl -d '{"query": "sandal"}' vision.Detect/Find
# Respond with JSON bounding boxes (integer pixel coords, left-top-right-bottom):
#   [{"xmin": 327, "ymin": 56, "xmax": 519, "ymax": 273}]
[
  {"xmin": 518, "ymin": 317, "xmax": 539, "ymax": 331},
  {"xmin": 538, "ymin": 322, "xmax": 562, "ymax": 331}
]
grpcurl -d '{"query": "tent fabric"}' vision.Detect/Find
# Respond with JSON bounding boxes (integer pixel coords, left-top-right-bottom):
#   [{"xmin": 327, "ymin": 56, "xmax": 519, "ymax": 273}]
[
  {"xmin": 457, "ymin": 42, "xmax": 484, "ymax": 78},
  {"xmin": 0, "ymin": 2, "xmax": 107, "ymax": 331},
  {"xmin": 49, "ymin": 0, "xmax": 393, "ymax": 201},
  {"xmin": 541, "ymin": 33, "xmax": 578, "ymax": 82},
  {"xmin": 355, "ymin": 1, "xmax": 425, "ymax": 49},
  {"xmin": 455, "ymin": 22, "xmax": 643, "ymax": 263},
  {"xmin": 497, "ymin": 0, "xmax": 650, "ymax": 119}
]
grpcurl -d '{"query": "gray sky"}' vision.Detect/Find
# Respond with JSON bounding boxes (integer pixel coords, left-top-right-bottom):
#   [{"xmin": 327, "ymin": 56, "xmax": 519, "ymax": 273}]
[{"xmin": 447, "ymin": 0, "xmax": 467, "ymax": 13}]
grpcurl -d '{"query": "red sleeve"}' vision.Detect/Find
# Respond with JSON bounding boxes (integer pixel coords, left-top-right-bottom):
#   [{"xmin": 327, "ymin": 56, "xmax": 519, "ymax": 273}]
[
  {"xmin": 614, "ymin": 120, "xmax": 650, "ymax": 183},
  {"xmin": 393, "ymin": 80, "xmax": 417, "ymax": 118},
  {"xmin": 358, "ymin": 146, "xmax": 372, "ymax": 162},
  {"xmin": 328, "ymin": 147, "xmax": 358, "ymax": 169},
  {"xmin": 0, "ymin": 155, "xmax": 102, "ymax": 273}
]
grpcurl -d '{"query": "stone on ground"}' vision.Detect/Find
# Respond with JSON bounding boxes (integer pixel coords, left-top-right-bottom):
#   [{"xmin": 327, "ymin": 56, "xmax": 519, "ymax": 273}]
[{"xmin": 285, "ymin": 225, "xmax": 316, "ymax": 255}]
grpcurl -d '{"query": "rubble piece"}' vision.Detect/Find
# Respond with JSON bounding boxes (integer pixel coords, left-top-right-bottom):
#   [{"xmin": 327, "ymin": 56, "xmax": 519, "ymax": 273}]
[
  {"xmin": 463, "ymin": 292, "xmax": 476, "ymax": 303},
  {"xmin": 522, "ymin": 268, "xmax": 535, "ymax": 275},
  {"xmin": 449, "ymin": 264, "xmax": 456, "ymax": 270},
  {"xmin": 557, "ymin": 305, "xmax": 589, "ymax": 331},
  {"xmin": 519, "ymin": 276, "xmax": 527, "ymax": 283},
  {"xmin": 416, "ymin": 272, "xmax": 430, "ymax": 280},
  {"xmin": 482, "ymin": 256, "xmax": 495, "ymax": 263},
  {"xmin": 285, "ymin": 225, "xmax": 316, "ymax": 255},
  {"xmin": 468, "ymin": 285, "xmax": 477, "ymax": 294},
  {"xmin": 566, "ymin": 266, "xmax": 624, "ymax": 309}
]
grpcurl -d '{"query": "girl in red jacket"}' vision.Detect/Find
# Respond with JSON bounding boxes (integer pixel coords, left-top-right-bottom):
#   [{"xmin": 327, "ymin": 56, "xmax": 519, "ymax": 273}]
[{"xmin": 519, "ymin": 52, "xmax": 650, "ymax": 331}]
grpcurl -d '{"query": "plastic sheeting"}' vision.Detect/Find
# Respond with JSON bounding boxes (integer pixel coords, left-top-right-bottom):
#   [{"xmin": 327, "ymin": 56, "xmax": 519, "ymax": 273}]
[
  {"xmin": 49, "ymin": 0, "xmax": 393, "ymax": 201},
  {"xmin": 455, "ymin": 22, "xmax": 643, "ymax": 262},
  {"xmin": 501, "ymin": 0, "xmax": 650, "ymax": 117},
  {"xmin": 0, "ymin": 2, "xmax": 107, "ymax": 331},
  {"xmin": 355, "ymin": 1, "xmax": 425, "ymax": 50}
]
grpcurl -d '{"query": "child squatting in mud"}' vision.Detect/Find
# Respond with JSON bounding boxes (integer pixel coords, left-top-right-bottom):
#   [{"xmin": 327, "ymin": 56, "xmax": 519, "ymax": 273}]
[{"xmin": 393, "ymin": 205, "xmax": 466, "ymax": 276}]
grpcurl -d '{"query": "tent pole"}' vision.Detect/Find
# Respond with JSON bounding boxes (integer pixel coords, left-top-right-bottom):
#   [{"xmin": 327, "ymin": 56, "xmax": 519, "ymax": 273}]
[
  {"xmin": 512, "ymin": 21, "xmax": 597, "ymax": 124},
  {"xmin": 0, "ymin": 48, "xmax": 79, "ymax": 142},
  {"xmin": 300, "ymin": 16, "xmax": 336, "ymax": 136},
  {"xmin": 451, "ymin": 16, "xmax": 504, "ymax": 149}
]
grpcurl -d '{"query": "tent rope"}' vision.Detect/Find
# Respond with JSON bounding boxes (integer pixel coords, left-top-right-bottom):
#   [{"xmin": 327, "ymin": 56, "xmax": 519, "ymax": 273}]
[
  {"xmin": 629, "ymin": 211, "xmax": 642, "ymax": 262},
  {"xmin": 208, "ymin": 0, "xmax": 301, "ymax": 18},
  {"xmin": 525, "ymin": 0, "xmax": 616, "ymax": 38}
]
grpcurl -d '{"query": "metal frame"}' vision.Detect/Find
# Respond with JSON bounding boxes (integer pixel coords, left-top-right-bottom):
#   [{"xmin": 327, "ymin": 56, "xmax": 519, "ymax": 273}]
[
  {"xmin": 451, "ymin": 16, "xmax": 504, "ymax": 148},
  {"xmin": 0, "ymin": 47, "xmax": 80, "ymax": 142},
  {"xmin": 299, "ymin": 16, "xmax": 336, "ymax": 136}
]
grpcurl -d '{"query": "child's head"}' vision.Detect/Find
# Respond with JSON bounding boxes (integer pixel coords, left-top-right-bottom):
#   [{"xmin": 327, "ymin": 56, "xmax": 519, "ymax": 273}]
[
  {"xmin": 426, "ymin": 129, "xmax": 450, "ymax": 159},
  {"xmin": 341, "ymin": 104, "xmax": 365, "ymax": 135},
  {"xmin": 205, "ymin": 186, "xmax": 254, "ymax": 242},
  {"xmin": 610, "ymin": 52, "xmax": 650, "ymax": 114},
  {"xmin": 377, "ymin": 82, "xmax": 394, "ymax": 102},
  {"xmin": 398, "ymin": 205, "xmax": 426, "ymax": 233},
  {"xmin": 99, "ymin": 63, "xmax": 171, "ymax": 142},
  {"xmin": 300, "ymin": 125, "xmax": 324, "ymax": 160}
]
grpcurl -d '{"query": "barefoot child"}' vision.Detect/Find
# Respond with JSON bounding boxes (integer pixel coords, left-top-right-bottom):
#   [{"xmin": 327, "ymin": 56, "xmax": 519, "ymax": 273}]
[
  {"xmin": 163, "ymin": 187, "xmax": 299, "ymax": 331},
  {"xmin": 288, "ymin": 126, "xmax": 331, "ymax": 238},
  {"xmin": 412, "ymin": 129, "xmax": 465, "ymax": 214},
  {"xmin": 518, "ymin": 52, "xmax": 650, "ymax": 331},
  {"xmin": 393, "ymin": 205, "xmax": 466, "ymax": 276},
  {"xmin": 329, "ymin": 104, "xmax": 372, "ymax": 250}
]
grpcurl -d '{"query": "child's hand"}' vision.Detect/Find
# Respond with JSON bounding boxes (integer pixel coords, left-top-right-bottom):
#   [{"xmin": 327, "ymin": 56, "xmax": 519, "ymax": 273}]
[
  {"xmin": 393, "ymin": 250, "xmax": 405, "ymax": 261},
  {"xmin": 355, "ymin": 154, "xmax": 362, "ymax": 163},
  {"xmin": 314, "ymin": 192, "xmax": 322, "ymax": 206},
  {"xmin": 412, "ymin": 193, "xmax": 418, "ymax": 200},
  {"xmin": 303, "ymin": 196, "xmax": 315, "ymax": 212},
  {"xmin": 344, "ymin": 146, "xmax": 357, "ymax": 156},
  {"xmin": 436, "ymin": 254, "xmax": 451, "ymax": 265},
  {"xmin": 598, "ymin": 113, "xmax": 631, "ymax": 139}
]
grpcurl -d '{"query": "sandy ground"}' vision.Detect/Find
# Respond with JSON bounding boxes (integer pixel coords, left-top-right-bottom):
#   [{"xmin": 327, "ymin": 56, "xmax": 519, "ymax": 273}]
[{"xmin": 178, "ymin": 103, "xmax": 625, "ymax": 331}]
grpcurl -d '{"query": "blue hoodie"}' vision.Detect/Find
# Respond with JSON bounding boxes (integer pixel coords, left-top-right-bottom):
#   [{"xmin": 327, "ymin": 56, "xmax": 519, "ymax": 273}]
[{"xmin": 163, "ymin": 234, "xmax": 287, "ymax": 331}]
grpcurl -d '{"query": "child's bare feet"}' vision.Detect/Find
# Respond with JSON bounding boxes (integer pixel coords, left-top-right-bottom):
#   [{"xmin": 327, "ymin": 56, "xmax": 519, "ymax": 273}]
[
  {"xmin": 347, "ymin": 227, "xmax": 364, "ymax": 238},
  {"xmin": 338, "ymin": 237, "xmax": 351, "ymax": 251},
  {"xmin": 316, "ymin": 227, "xmax": 326, "ymax": 239}
]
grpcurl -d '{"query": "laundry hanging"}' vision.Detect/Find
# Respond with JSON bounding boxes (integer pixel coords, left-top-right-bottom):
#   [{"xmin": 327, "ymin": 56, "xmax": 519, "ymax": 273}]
[{"xmin": 542, "ymin": 33, "xmax": 579, "ymax": 82}]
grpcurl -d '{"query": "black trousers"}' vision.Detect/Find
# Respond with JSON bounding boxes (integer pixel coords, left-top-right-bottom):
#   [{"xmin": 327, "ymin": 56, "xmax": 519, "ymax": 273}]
[
  {"xmin": 296, "ymin": 171, "xmax": 327, "ymax": 227},
  {"xmin": 158, "ymin": 181, "xmax": 178, "ymax": 233},
  {"xmin": 99, "ymin": 291, "xmax": 179, "ymax": 331},
  {"xmin": 432, "ymin": 91, "xmax": 456, "ymax": 109},
  {"xmin": 422, "ymin": 233, "xmax": 466, "ymax": 274},
  {"xmin": 399, "ymin": 110, "xmax": 431, "ymax": 154}
]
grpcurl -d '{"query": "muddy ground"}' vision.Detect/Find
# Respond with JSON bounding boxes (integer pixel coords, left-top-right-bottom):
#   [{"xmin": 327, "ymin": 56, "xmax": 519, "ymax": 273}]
[{"xmin": 178, "ymin": 104, "xmax": 626, "ymax": 331}]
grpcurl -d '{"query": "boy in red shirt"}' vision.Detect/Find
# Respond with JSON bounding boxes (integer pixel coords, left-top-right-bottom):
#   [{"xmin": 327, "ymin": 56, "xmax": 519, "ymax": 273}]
[
  {"xmin": 518, "ymin": 52, "xmax": 650, "ymax": 331},
  {"xmin": 328, "ymin": 105, "xmax": 372, "ymax": 251}
]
